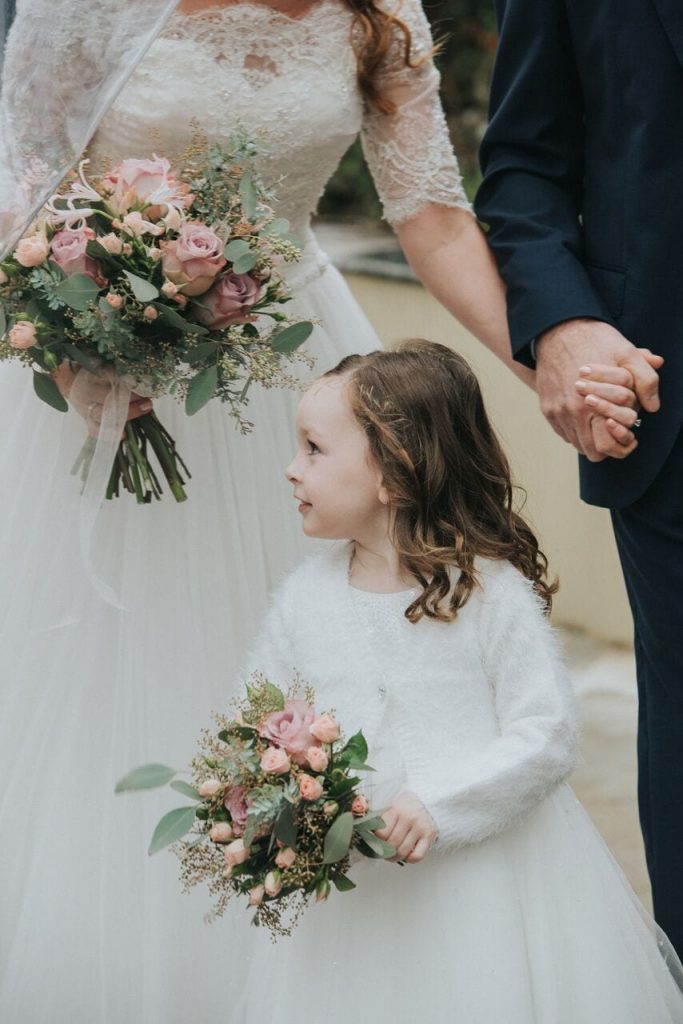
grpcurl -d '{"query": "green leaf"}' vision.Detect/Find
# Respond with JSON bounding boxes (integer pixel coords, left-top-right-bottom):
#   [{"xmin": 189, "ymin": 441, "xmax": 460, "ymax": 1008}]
[
  {"xmin": 148, "ymin": 806, "xmax": 197, "ymax": 855},
  {"xmin": 323, "ymin": 811, "xmax": 354, "ymax": 865},
  {"xmin": 155, "ymin": 302, "xmax": 208, "ymax": 335},
  {"xmin": 123, "ymin": 270, "xmax": 159, "ymax": 303},
  {"xmin": 273, "ymin": 801, "xmax": 297, "ymax": 851},
  {"xmin": 331, "ymin": 874, "xmax": 357, "ymax": 892},
  {"xmin": 231, "ymin": 251, "xmax": 258, "ymax": 275},
  {"xmin": 339, "ymin": 730, "xmax": 368, "ymax": 764},
  {"xmin": 263, "ymin": 681, "xmax": 286, "ymax": 711},
  {"xmin": 224, "ymin": 239, "xmax": 251, "ymax": 261},
  {"xmin": 0, "ymin": 303, "xmax": 6, "ymax": 339},
  {"xmin": 33, "ymin": 371, "xmax": 68, "ymax": 412},
  {"xmin": 62, "ymin": 343, "xmax": 101, "ymax": 374},
  {"xmin": 170, "ymin": 780, "xmax": 201, "ymax": 801},
  {"xmin": 357, "ymin": 830, "xmax": 395, "ymax": 860},
  {"xmin": 239, "ymin": 169, "xmax": 257, "ymax": 220},
  {"xmin": 352, "ymin": 815, "xmax": 386, "ymax": 832},
  {"xmin": 55, "ymin": 273, "xmax": 101, "ymax": 312},
  {"xmin": 115, "ymin": 763, "xmax": 177, "ymax": 793},
  {"xmin": 271, "ymin": 321, "xmax": 314, "ymax": 354},
  {"xmin": 263, "ymin": 218, "xmax": 290, "ymax": 238},
  {"xmin": 186, "ymin": 363, "xmax": 218, "ymax": 416},
  {"xmin": 184, "ymin": 341, "xmax": 220, "ymax": 365}
]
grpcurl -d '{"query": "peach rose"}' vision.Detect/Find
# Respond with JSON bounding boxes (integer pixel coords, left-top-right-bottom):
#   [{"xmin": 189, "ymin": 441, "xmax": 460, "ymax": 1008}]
[
  {"xmin": 310, "ymin": 714, "xmax": 340, "ymax": 744},
  {"xmin": 248, "ymin": 884, "xmax": 265, "ymax": 907},
  {"xmin": 143, "ymin": 305, "xmax": 158, "ymax": 321},
  {"xmin": 106, "ymin": 292, "xmax": 124, "ymax": 310},
  {"xmin": 306, "ymin": 746, "xmax": 329, "ymax": 773},
  {"xmin": 323, "ymin": 801, "xmax": 339, "ymax": 818},
  {"xmin": 161, "ymin": 222, "xmax": 226, "ymax": 297},
  {"xmin": 224, "ymin": 838, "xmax": 249, "ymax": 869},
  {"xmin": 351, "ymin": 795, "xmax": 369, "ymax": 817},
  {"xmin": 299, "ymin": 775, "xmax": 324, "ymax": 802},
  {"xmin": 274, "ymin": 847, "xmax": 296, "ymax": 870},
  {"xmin": 99, "ymin": 233, "xmax": 123, "ymax": 255},
  {"xmin": 260, "ymin": 747, "xmax": 291, "ymax": 776},
  {"xmin": 50, "ymin": 227, "xmax": 102, "ymax": 282},
  {"xmin": 106, "ymin": 156, "xmax": 173, "ymax": 204},
  {"xmin": 161, "ymin": 280, "xmax": 178, "ymax": 298},
  {"xmin": 194, "ymin": 270, "xmax": 262, "ymax": 330},
  {"xmin": 259, "ymin": 699, "xmax": 318, "ymax": 766},
  {"xmin": 264, "ymin": 870, "xmax": 282, "ymax": 897},
  {"xmin": 316, "ymin": 878, "xmax": 331, "ymax": 902},
  {"xmin": 209, "ymin": 822, "xmax": 234, "ymax": 844},
  {"xmin": 8, "ymin": 321, "xmax": 37, "ymax": 349},
  {"xmin": 197, "ymin": 778, "xmax": 222, "ymax": 799},
  {"xmin": 15, "ymin": 233, "xmax": 49, "ymax": 268}
]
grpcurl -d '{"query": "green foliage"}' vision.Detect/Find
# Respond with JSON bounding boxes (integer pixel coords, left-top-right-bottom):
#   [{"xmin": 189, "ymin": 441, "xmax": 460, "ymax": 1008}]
[{"xmin": 115, "ymin": 763, "xmax": 177, "ymax": 792}]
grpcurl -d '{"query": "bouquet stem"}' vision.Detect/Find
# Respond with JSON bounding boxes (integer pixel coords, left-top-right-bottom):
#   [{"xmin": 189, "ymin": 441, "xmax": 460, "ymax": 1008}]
[{"xmin": 106, "ymin": 411, "xmax": 190, "ymax": 503}]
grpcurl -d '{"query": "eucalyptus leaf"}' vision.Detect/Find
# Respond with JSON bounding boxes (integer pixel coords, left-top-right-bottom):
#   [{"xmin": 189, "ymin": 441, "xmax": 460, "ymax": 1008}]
[
  {"xmin": 339, "ymin": 730, "xmax": 368, "ymax": 763},
  {"xmin": 263, "ymin": 218, "xmax": 290, "ymax": 238},
  {"xmin": 170, "ymin": 780, "xmax": 201, "ymax": 801},
  {"xmin": 239, "ymin": 169, "xmax": 257, "ymax": 220},
  {"xmin": 231, "ymin": 252, "xmax": 258, "ymax": 275},
  {"xmin": 331, "ymin": 874, "xmax": 357, "ymax": 892},
  {"xmin": 55, "ymin": 273, "xmax": 101, "ymax": 312},
  {"xmin": 123, "ymin": 270, "xmax": 159, "ymax": 303},
  {"xmin": 155, "ymin": 303, "xmax": 208, "ymax": 335},
  {"xmin": 224, "ymin": 239, "xmax": 251, "ymax": 261},
  {"xmin": 148, "ymin": 806, "xmax": 197, "ymax": 855},
  {"xmin": 323, "ymin": 811, "xmax": 354, "ymax": 865},
  {"xmin": 263, "ymin": 681, "xmax": 285, "ymax": 710},
  {"xmin": 62, "ymin": 343, "xmax": 101, "ymax": 374},
  {"xmin": 186, "ymin": 364, "xmax": 218, "ymax": 416},
  {"xmin": 33, "ymin": 371, "xmax": 68, "ymax": 413},
  {"xmin": 357, "ymin": 830, "xmax": 395, "ymax": 860},
  {"xmin": 184, "ymin": 341, "xmax": 220, "ymax": 365},
  {"xmin": 115, "ymin": 763, "xmax": 177, "ymax": 793},
  {"xmin": 271, "ymin": 321, "xmax": 314, "ymax": 354},
  {"xmin": 352, "ymin": 815, "xmax": 386, "ymax": 833},
  {"xmin": 273, "ymin": 802, "xmax": 297, "ymax": 851}
]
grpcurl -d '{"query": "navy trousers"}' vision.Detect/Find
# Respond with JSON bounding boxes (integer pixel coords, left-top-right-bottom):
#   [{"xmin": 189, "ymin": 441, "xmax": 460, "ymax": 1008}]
[{"xmin": 611, "ymin": 429, "xmax": 683, "ymax": 956}]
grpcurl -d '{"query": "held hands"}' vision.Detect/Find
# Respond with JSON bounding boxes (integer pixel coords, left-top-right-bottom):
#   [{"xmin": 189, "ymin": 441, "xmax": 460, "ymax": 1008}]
[
  {"xmin": 536, "ymin": 320, "xmax": 663, "ymax": 461},
  {"xmin": 374, "ymin": 791, "xmax": 438, "ymax": 865},
  {"xmin": 53, "ymin": 362, "xmax": 153, "ymax": 436}
]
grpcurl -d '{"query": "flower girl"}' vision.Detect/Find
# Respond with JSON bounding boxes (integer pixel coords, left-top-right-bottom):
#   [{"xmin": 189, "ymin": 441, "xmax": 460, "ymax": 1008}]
[{"xmin": 232, "ymin": 340, "xmax": 683, "ymax": 1022}]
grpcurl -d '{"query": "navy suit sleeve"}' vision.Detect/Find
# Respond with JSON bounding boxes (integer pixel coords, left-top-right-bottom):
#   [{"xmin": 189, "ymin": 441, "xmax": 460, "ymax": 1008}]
[{"xmin": 475, "ymin": 0, "xmax": 613, "ymax": 366}]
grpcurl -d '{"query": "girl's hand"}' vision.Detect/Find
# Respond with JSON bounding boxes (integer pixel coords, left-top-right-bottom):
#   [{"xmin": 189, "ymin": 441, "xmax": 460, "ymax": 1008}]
[
  {"xmin": 53, "ymin": 362, "xmax": 153, "ymax": 434},
  {"xmin": 374, "ymin": 791, "xmax": 438, "ymax": 865},
  {"xmin": 575, "ymin": 348, "xmax": 664, "ymax": 453}
]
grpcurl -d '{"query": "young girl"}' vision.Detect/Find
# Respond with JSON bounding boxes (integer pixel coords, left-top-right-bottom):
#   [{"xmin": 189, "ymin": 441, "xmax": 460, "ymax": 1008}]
[{"xmin": 232, "ymin": 340, "xmax": 683, "ymax": 1022}]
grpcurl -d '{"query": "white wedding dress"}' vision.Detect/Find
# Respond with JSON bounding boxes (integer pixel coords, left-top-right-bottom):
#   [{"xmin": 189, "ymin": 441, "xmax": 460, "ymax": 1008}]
[{"xmin": 0, "ymin": 3, "xmax": 469, "ymax": 1021}]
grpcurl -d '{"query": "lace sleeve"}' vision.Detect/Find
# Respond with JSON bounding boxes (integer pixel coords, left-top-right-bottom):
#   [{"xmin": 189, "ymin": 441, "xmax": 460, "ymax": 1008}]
[{"xmin": 360, "ymin": 0, "xmax": 471, "ymax": 227}]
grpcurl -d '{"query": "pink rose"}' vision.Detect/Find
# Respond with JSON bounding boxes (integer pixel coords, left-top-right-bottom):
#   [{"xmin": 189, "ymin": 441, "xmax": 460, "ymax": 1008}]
[
  {"xmin": 106, "ymin": 156, "xmax": 173, "ymax": 203},
  {"xmin": 161, "ymin": 222, "xmax": 226, "ymax": 297},
  {"xmin": 274, "ymin": 847, "xmax": 296, "ymax": 869},
  {"xmin": 194, "ymin": 271, "xmax": 262, "ymax": 330},
  {"xmin": 260, "ymin": 747, "xmax": 291, "ymax": 776},
  {"xmin": 106, "ymin": 292, "xmax": 124, "ymax": 310},
  {"xmin": 223, "ymin": 785, "xmax": 251, "ymax": 830},
  {"xmin": 299, "ymin": 775, "xmax": 324, "ymax": 802},
  {"xmin": 310, "ymin": 714, "xmax": 340, "ymax": 744},
  {"xmin": 8, "ymin": 322, "xmax": 37, "ymax": 349},
  {"xmin": 143, "ymin": 305, "xmax": 158, "ymax": 321},
  {"xmin": 50, "ymin": 227, "xmax": 102, "ymax": 282},
  {"xmin": 264, "ymin": 870, "xmax": 282, "ymax": 897},
  {"xmin": 99, "ymin": 232, "xmax": 123, "ymax": 255},
  {"xmin": 248, "ymin": 884, "xmax": 265, "ymax": 907},
  {"xmin": 209, "ymin": 822, "xmax": 234, "ymax": 844},
  {"xmin": 197, "ymin": 778, "xmax": 222, "ymax": 799},
  {"xmin": 161, "ymin": 280, "xmax": 178, "ymax": 298},
  {"xmin": 15, "ymin": 233, "xmax": 49, "ymax": 268},
  {"xmin": 306, "ymin": 746, "xmax": 329, "ymax": 773},
  {"xmin": 259, "ymin": 699, "xmax": 318, "ymax": 766},
  {"xmin": 224, "ymin": 838, "xmax": 249, "ymax": 868},
  {"xmin": 351, "ymin": 795, "xmax": 369, "ymax": 817}
]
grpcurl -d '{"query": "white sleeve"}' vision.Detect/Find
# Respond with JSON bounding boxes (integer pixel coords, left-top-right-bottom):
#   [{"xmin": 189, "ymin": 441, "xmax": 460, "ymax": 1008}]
[
  {"xmin": 240, "ymin": 575, "xmax": 299, "ymax": 688},
  {"xmin": 359, "ymin": 0, "xmax": 472, "ymax": 226},
  {"xmin": 417, "ymin": 564, "xmax": 579, "ymax": 848}
]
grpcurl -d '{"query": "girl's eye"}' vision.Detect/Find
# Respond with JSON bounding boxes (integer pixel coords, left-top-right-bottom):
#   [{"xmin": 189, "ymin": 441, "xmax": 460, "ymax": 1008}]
[{"xmin": 307, "ymin": 441, "xmax": 320, "ymax": 455}]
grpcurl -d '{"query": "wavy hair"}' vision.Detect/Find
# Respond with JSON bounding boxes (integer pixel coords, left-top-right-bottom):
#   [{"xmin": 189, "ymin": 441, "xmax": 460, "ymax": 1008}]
[{"xmin": 324, "ymin": 340, "xmax": 558, "ymax": 623}]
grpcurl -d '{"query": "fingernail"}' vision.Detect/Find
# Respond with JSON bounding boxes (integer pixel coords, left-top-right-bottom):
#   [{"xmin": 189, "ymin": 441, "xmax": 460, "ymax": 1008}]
[
  {"xmin": 575, "ymin": 380, "xmax": 587, "ymax": 390},
  {"xmin": 579, "ymin": 366, "xmax": 592, "ymax": 375},
  {"xmin": 586, "ymin": 395, "xmax": 598, "ymax": 406}
]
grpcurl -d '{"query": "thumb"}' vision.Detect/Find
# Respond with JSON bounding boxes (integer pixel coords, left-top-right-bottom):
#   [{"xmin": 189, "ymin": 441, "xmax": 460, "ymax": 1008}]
[
  {"xmin": 620, "ymin": 351, "xmax": 661, "ymax": 412},
  {"xmin": 637, "ymin": 347, "xmax": 665, "ymax": 370}
]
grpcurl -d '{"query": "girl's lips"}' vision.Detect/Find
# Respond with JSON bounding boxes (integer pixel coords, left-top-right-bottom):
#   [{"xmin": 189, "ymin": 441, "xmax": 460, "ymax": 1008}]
[{"xmin": 297, "ymin": 502, "xmax": 311, "ymax": 513}]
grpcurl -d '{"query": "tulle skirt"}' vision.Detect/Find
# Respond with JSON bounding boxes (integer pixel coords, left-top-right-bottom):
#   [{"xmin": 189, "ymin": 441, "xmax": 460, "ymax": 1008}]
[
  {"xmin": 0, "ymin": 253, "xmax": 379, "ymax": 1023},
  {"xmin": 235, "ymin": 785, "xmax": 683, "ymax": 1023}
]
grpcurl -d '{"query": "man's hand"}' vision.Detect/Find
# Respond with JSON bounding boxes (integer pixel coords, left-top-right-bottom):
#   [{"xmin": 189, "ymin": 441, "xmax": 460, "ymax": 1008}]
[{"xmin": 536, "ymin": 319, "xmax": 661, "ymax": 461}]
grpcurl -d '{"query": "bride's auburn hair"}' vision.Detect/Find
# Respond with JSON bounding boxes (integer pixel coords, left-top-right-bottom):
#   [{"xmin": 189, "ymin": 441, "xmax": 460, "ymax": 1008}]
[
  {"xmin": 325, "ymin": 341, "xmax": 558, "ymax": 623},
  {"xmin": 342, "ymin": 0, "xmax": 433, "ymax": 113}
]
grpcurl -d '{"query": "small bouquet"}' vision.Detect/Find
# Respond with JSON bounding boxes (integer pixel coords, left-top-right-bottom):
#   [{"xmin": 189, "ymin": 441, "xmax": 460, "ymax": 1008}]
[
  {"xmin": 0, "ymin": 133, "xmax": 313, "ymax": 502},
  {"xmin": 116, "ymin": 675, "xmax": 395, "ymax": 938}
]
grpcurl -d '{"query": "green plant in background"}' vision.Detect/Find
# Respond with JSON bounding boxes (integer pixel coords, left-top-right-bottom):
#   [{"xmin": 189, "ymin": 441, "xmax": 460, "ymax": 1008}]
[{"xmin": 319, "ymin": 0, "xmax": 496, "ymax": 222}]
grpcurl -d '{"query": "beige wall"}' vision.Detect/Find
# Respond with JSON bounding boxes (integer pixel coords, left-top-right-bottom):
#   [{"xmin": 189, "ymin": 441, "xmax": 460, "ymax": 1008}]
[{"xmin": 345, "ymin": 273, "xmax": 634, "ymax": 647}]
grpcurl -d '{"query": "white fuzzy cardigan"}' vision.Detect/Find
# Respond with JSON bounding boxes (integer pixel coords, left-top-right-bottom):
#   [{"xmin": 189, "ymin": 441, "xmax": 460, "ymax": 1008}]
[{"xmin": 245, "ymin": 542, "xmax": 579, "ymax": 850}]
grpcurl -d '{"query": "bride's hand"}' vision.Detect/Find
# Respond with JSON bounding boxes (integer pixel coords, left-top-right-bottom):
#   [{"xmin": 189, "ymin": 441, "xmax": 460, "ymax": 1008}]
[
  {"xmin": 374, "ymin": 791, "xmax": 438, "ymax": 865},
  {"xmin": 575, "ymin": 348, "xmax": 664, "ymax": 453},
  {"xmin": 53, "ymin": 362, "xmax": 153, "ymax": 433}
]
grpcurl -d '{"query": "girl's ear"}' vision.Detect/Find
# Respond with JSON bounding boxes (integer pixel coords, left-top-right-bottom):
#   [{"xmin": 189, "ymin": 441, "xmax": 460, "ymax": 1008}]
[{"xmin": 378, "ymin": 483, "xmax": 391, "ymax": 505}]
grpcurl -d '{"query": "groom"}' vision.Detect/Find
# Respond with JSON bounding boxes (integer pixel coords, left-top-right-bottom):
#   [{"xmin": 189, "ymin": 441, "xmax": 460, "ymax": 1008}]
[{"xmin": 475, "ymin": 0, "xmax": 683, "ymax": 955}]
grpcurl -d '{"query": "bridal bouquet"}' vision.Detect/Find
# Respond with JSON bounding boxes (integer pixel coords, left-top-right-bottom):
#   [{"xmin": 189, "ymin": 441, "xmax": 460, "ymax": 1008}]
[
  {"xmin": 0, "ymin": 134, "xmax": 313, "ymax": 502},
  {"xmin": 116, "ymin": 674, "xmax": 395, "ymax": 938}
]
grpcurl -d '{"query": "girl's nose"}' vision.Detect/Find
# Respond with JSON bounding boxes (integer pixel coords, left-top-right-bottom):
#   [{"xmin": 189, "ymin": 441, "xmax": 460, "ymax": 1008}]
[{"xmin": 285, "ymin": 456, "xmax": 299, "ymax": 483}]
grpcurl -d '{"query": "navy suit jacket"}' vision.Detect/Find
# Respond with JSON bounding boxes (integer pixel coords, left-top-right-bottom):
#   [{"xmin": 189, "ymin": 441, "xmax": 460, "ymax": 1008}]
[{"xmin": 475, "ymin": 0, "xmax": 683, "ymax": 508}]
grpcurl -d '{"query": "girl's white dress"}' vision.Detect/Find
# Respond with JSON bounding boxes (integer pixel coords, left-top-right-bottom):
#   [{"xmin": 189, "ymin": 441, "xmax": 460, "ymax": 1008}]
[
  {"xmin": 0, "ymin": 3, "xmax": 471, "ymax": 1022},
  {"xmin": 234, "ymin": 543, "xmax": 683, "ymax": 1023}
]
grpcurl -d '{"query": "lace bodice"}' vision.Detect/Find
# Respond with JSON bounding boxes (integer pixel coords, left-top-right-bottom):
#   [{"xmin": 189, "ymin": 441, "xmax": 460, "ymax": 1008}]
[{"xmin": 90, "ymin": 0, "xmax": 470, "ymax": 239}]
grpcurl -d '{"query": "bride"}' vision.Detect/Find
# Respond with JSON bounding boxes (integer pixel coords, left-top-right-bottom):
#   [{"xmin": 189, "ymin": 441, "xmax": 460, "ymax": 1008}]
[{"xmin": 0, "ymin": 1, "xmax": 640, "ymax": 1020}]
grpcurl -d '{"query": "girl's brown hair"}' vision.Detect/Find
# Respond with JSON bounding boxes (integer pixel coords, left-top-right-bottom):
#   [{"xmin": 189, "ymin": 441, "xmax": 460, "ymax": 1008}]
[
  {"xmin": 342, "ymin": 0, "xmax": 432, "ymax": 114},
  {"xmin": 325, "ymin": 340, "xmax": 558, "ymax": 623}
]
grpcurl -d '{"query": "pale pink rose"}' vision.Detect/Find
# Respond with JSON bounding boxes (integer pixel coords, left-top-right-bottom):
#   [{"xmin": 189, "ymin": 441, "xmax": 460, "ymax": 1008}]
[
  {"xmin": 106, "ymin": 156, "xmax": 173, "ymax": 203},
  {"xmin": 323, "ymin": 800, "xmax": 339, "ymax": 818},
  {"xmin": 310, "ymin": 714, "xmax": 341, "ymax": 744},
  {"xmin": 99, "ymin": 233, "xmax": 123, "ymax": 255},
  {"xmin": 306, "ymin": 746, "xmax": 329, "ymax": 773},
  {"xmin": 161, "ymin": 280, "xmax": 178, "ymax": 298},
  {"xmin": 260, "ymin": 747, "xmax": 291, "ymax": 776},
  {"xmin": 223, "ymin": 785, "xmax": 251, "ymax": 830},
  {"xmin": 194, "ymin": 271, "xmax": 262, "ymax": 330},
  {"xmin": 15, "ymin": 233, "xmax": 49, "ymax": 268},
  {"xmin": 274, "ymin": 847, "xmax": 296, "ymax": 870},
  {"xmin": 298, "ymin": 775, "xmax": 324, "ymax": 802},
  {"xmin": 248, "ymin": 884, "xmax": 265, "ymax": 907},
  {"xmin": 316, "ymin": 878, "xmax": 331, "ymax": 902},
  {"xmin": 50, "ymin": 227, "xmax": 101, "ymax": 282},
  {"xmin": 209, "ymin": 822, "xmax": 234, "ymax": 844},
  {"xmin": 161, "ymin": 222, "xmax": 226, "ymax": 297},
  {"xmin": 259, "ymin": 699, "xmax": 318, "ymax": 766},
  {"xmin": 143, "ymin": 305, "xmax": 158, "ymax": 321},
  {"xmin": 106, "ymin": 292, "xmax": 124, "ymax": 310},
  {"xmin": 197, "ymin": 778, "xmax": 222, "ymax": 799},
  {"xmin": 224, "ymin": 838, "xmax": 249, "ymax": 868},
  {"xmin": 351, "ymin": 795, "xmax": 369, "ymax": 817},
  {"xmin": 8, "ymin": 321, "xmax": 37, "ymax": 349},
  {"xmin": 264, "ymin": 870, "xmax": 282, "ymax": 897}
]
